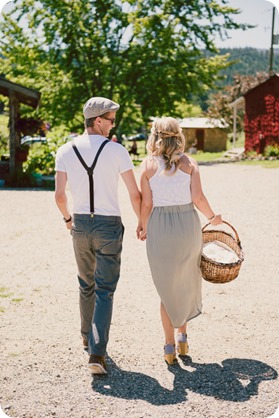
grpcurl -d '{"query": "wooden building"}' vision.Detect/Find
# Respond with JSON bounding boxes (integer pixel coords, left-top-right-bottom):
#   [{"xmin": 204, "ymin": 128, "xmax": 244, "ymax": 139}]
[
  {"xmin": 179, "ymin": 118, "xmax": 228, "ymax": 152},
  {"xmin": 0, "ymin": 77, "xmax": 41, "ymax": 179},
  {"xmin": 243, "ymin": 74, "xmax": 279, "ymax": 153}
]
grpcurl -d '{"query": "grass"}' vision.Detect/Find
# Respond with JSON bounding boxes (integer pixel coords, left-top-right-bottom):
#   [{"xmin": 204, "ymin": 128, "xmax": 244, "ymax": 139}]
[
  {"xmin": 11, "ymin": 298, "xmax": 24, "ymax": 303},
  {"xmin": 0, "ymin": 286, "xmax": 13, "ymax": 298},
  {"xmin": 0, "ymin": 286, "xmax": 24, "ymax": 307},
  {"xmin": 191, "ymin": 137, "xmax": 244, "ymax": 163},
  {"xmin": 236, "ymin": 159, "xmax": 279, "ymax": 168},
  {"xmin": 191, "ymin": 152, "xmax": 223, "ymax": 162}
]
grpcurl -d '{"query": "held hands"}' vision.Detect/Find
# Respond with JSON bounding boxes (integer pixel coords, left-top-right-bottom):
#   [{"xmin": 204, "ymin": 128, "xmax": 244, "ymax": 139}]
[
  {"xmin": 136, "ymin": 221, "xmax": 143, "ymax": 239},
  {"xmin": 136, "ymin": 221, "xmax": 147, "ymax": 241},
  {"xmin": 139, "ymin": 229, "xmax": 147, "ymax": 241}
]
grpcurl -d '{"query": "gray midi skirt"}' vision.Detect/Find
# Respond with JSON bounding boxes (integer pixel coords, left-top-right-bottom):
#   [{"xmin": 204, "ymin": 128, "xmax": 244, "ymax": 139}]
[{"xmin": 146, "ymin": 203, "xmax": 203, "ymax": 328}]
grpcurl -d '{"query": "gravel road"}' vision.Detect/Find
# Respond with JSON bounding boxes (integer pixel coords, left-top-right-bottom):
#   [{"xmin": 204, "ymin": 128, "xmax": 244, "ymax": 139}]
[{"xmin": 1, "ymin": 163, "xmax": 278, "ymax": 418}]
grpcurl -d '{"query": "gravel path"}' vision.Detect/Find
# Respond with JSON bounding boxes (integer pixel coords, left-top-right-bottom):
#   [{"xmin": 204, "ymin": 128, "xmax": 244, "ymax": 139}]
[{"xmin": 1, "ymin": 163, "xmax": 279, "ymax": 418}]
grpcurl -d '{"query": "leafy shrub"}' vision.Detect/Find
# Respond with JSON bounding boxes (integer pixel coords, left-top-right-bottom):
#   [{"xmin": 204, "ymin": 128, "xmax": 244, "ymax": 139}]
[
  {"xmin": 264, "ymin": 144, "xmax": 279, "ymax": 157},
  {"xmin": 23, "ymin": 126, "xmax": 73, "ymax": 175},
  {"xmin": 245, "ymin": 150, "xmax": 258, "ymax": 158}
]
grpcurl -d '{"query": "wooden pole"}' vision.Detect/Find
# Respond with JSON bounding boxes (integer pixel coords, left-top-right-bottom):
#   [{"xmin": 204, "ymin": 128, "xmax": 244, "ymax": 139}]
[
  {"xmin": 233, "ymin": 105, "xmax": 237, "ymax": 148},
  {"xmin": 269, "ymin": 7, "xmax": 275, "ymax": 75},
  {"xmin": 9, "ymin": 92, "xmax": 20, "ymax": 177}
]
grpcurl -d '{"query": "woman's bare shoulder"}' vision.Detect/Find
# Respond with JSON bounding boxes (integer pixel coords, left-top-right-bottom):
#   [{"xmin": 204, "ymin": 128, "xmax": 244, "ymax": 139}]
[
  {"xmin": 141, "ymin": 156, "xmax": 158, "ymax": 177},
  {"xmin": 179, "ymin": 154, "xmax": 198, "ymax": 174}
]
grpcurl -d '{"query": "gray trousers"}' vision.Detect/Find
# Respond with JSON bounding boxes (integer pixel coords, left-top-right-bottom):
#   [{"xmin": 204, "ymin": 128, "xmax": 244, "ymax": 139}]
[{"xmin": 71, "ymin": 214, "xmax": 124, "ymax": 356}]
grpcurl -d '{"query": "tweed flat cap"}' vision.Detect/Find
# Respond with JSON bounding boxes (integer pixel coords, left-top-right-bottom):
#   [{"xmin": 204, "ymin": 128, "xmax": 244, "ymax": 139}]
[{"xmin": 83, "ymin": 97, "xmax": 120, "ymax": 119}]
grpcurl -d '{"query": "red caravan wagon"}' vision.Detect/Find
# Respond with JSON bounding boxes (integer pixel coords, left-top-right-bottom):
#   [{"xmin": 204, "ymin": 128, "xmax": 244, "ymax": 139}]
[{"xmin": 244, "ymin": 74, "xmax": 279, "ymax": 154}]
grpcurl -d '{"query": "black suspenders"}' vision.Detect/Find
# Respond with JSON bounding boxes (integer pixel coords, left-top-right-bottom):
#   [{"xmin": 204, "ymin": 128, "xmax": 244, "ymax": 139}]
[{"xmin": 72, "ymin": 139, "xmax": 109, "ymax": 217}]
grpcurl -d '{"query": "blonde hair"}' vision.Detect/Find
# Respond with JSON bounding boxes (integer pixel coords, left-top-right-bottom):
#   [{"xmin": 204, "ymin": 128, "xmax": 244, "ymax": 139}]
[{"xmin": 146, "ymin": 117, "xmax": 185, "ymax": 172}]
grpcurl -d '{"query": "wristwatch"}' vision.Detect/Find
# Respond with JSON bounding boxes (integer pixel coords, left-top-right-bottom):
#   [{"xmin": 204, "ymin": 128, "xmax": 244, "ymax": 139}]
[{"xmin": 63, "ymin": 215, "xmax": 72, "ymax": 223}]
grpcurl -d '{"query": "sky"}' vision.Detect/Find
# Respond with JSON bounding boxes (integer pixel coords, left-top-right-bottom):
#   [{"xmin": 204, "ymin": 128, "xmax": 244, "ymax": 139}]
[
  {"xmin": 215, "ymin": 0, "xmax": 279, "ymax": 50},
  {"xmin": 0, "ymin": 0, "xmax": 279, "ymax": 50}
]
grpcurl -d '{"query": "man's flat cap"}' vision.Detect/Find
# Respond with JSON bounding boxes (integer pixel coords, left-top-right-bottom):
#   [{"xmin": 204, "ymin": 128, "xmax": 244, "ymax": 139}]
[{"xmin": 83, "ymin": 97, "xmax": 120, "ymax": 119}]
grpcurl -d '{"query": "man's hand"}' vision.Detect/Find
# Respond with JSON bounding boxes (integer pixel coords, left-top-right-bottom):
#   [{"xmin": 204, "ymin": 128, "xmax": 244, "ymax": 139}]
[
  {"xmin": 139, "ymin": 229, "xmax": 147, "ymax": 241},
  {"xmin": 136, "ymin": 221, "xmax": 143, "ymax": 239},
  {"xmin": 66, "ymin": 219, "xmax": 73, "ymax": 230}
]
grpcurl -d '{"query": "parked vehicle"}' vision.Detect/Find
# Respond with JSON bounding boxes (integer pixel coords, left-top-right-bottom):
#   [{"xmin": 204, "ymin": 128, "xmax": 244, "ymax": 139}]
[
  {"xmin": 127, "ymin": 133, "xmax": 146, "ymax": 141},
  {"xmin": 20, "ymin": 136, "xmax": 47, "ymax": 146}
]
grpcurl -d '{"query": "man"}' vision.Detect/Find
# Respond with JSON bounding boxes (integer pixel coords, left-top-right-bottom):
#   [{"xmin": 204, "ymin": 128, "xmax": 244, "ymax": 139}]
[{"xmin": 55, "ymin": 97, "xmax": 141, "ymax": 375}]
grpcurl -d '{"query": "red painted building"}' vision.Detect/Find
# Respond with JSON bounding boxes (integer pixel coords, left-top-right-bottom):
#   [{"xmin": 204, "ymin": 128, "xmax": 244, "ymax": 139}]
[{"xmin": 244, "ymin": 74, "xmax": 279, "ymax": 153}]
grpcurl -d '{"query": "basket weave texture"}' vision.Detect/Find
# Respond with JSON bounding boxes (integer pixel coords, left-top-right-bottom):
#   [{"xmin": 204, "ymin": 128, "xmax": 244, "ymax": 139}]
[{"xmin": 201, "ymin": 221, "xmax": 244, "ymax": 284}]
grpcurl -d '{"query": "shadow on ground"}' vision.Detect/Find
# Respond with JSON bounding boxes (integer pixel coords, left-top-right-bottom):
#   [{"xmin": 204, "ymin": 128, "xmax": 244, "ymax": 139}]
[{"xmin": 91, "ymin": 357, "xmax": 277, "ymax": 405}]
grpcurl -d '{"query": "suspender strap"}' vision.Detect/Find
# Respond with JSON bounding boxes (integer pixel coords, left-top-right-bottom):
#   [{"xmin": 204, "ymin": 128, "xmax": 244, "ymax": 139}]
[{"xmin": 72, "ymin": 140, "xmax": 109, "ymax": 216}]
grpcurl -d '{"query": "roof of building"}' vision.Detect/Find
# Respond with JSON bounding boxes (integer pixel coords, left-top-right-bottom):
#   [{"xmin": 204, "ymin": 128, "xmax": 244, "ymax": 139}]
[
  {"xmin": 0, "ymin": 77, "xmax": 40, "ymax": 108},
  {"xmin": 228, "ymin": 74, "xmax": 279, "ymax": 110},
  {"xmin": 179, "ymin": 117, "xmax": 228, "ymax": 129},
  {"xmin": 243, "ymin": 73, "xmax": 279, "ymax": 97}
]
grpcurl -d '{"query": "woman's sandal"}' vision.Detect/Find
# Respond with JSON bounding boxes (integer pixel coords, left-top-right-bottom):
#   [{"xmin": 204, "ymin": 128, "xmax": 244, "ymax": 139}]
[
  {"xmin": 164, "ymin": 344, "xmax": 178, "ymax": 365},
  {"xmin": 177, "ymin": 333, "xmax": 189, "ymax": 356}
]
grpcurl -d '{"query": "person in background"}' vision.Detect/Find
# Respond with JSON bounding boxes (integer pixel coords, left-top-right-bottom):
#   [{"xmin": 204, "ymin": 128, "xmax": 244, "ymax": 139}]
[
  {"xmin": 111, "ymin": 134, "xmax": 118, "ymax": 142},
  {"xmin": 128, "ymin": 140, "xmax": 139, "ymax": 160},
  {"xmin": 139, "ymin": 117, "xmax": 222, "ymax": 365},
  {"xmin": 188, "ymin": 142, "xmax": 197, "ymax": 155},
  {"xmin": 55, "ymin": 97, "xmax": 141, "ymax": 375}
]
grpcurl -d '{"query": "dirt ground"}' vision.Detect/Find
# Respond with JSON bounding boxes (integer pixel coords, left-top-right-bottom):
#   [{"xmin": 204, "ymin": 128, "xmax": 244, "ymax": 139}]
[{"xmin": 0, "ymin": 163, "xmax": 279, "ymax": 418}]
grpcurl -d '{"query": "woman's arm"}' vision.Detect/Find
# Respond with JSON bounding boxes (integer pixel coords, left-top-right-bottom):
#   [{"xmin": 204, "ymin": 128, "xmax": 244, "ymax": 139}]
[
  {"xmin": 139, "ymin": 166, "xmax": 153, "ymax": 240},
  {"xmin": 190, "ymin": 159, "xmax": 222, "ymax": 226}
]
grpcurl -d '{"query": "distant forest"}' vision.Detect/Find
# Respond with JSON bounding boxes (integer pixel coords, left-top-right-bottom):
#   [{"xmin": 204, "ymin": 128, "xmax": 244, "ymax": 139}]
[{"xmin": 218, "ymin": 47, "xmax": 279, "ymax": 85}]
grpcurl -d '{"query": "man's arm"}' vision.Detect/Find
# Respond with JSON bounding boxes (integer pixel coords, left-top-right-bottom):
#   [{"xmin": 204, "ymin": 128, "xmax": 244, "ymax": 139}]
[
  {"xmin": 121, "ymin": 169, "xmax": 142, "ymax": 236},
  {"xmin": 55, "ymin": 171, "xmax": 72, "ymax": 230}
]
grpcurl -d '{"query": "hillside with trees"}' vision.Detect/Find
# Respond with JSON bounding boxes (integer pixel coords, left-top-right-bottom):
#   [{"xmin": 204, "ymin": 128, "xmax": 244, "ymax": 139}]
[{"xmin": 217, "ymin": 47, "xmax": 279, "ymax": 86}]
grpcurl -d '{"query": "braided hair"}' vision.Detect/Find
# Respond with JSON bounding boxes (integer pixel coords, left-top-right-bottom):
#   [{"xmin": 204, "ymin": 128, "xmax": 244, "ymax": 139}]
[{"xmin": 147, "ymin": 117, "xmax": 185, "ymax": 172}]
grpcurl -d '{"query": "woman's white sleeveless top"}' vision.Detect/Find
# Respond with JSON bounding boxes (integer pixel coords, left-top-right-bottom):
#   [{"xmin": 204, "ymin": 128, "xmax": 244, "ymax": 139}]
[{"xmin": 149, "ymin": 156, "xmax": 192, "ymax": 207}]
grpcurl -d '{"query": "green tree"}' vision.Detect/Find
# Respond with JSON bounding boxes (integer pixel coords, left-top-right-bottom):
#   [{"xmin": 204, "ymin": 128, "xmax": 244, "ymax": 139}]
[{"xmin": 0, "ymin": 0, "xmax": 249, "ymax": 133}]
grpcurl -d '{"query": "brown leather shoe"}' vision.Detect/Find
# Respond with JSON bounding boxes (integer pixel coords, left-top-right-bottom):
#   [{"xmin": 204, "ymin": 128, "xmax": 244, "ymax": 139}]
[
  {"xmin": 88, "ymin": 354, "xmax": 107, "ymax": 375},
  {"xmin": 83, "ymin": 338, "xmax": 88, "ymax": 351}
]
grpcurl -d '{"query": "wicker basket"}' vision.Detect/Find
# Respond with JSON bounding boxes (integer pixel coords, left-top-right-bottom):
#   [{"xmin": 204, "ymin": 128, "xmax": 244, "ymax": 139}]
[{"xmin": 201, "ymin": 221, "xmax": 244, "ymax": 284}]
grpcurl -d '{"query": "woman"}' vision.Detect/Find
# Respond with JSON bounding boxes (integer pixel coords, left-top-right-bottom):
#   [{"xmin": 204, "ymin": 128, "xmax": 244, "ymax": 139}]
[{"xmin": 139, "ymin": 117, "xmax": 222, "ymax": 365}]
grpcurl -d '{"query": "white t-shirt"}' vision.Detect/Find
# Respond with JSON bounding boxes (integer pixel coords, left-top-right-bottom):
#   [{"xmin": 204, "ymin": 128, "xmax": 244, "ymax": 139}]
[
  {"xmin": 149, "ymin": 156, "xmax": 192, "ymax": 206},
  {"xmin": 55, "ymin": 134, "xmax": 134, "ymax": 216}
]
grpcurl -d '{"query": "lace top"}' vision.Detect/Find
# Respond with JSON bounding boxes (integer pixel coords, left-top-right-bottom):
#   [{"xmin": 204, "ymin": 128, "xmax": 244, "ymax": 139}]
[{"xmin": 149, "ymin": 156, "xmax": 192, "ymax": 207}]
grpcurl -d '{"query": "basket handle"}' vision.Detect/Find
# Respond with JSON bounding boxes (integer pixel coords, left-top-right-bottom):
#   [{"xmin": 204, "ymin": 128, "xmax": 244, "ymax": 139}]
[{"xmin": 202, "ymin": 220, "xmax": 241, "ymax": 245}]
